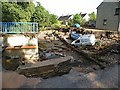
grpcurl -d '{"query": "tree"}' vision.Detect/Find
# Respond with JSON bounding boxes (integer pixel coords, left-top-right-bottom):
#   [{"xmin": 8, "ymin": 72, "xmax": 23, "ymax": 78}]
[
  {"xmin": 88, "ymin": 12, "xmax": 96, "ymax": 21},
  {"xmin": 49, "ymin": 14, "xmax": 57, "ymax": 25},
  {"xmin": 73, "ymin": 14, "xmax": 85, "ymax": 26},
  {"xmin": 2, "ymin": 1, "xmax": 35, "ymax": 22},
  {"xmin": 2, "ymin": 1, "xmax": 58, "ymax": 28},
  {"xmin": 68, "ymin": 19, "xmax": 73, "ymax": 26},
  {"xmin": 31, "ymin": 2, "xmax": 58, "ymax": 28},
  {"xmin": 31, "ymin": 2, "xmax": 50, "ymax": 28},
  {"xmin": 17, "ymin": 1, "xmax": 35, "ymax": 21}
]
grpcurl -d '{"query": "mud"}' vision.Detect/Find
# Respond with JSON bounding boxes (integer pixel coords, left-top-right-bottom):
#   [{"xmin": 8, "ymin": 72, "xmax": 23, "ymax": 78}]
[{"xmin": 1, "ymin": 29, "xmax": 119, "ymax": 88}]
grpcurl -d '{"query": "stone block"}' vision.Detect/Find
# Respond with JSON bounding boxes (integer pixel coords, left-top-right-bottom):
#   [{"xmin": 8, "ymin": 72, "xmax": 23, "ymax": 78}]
[{"xmin": 17, "ymin": 56, "xmax": 73, "ymax": 78}]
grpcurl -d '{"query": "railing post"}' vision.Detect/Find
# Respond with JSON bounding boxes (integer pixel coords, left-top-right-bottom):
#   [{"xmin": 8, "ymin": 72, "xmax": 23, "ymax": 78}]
[{"xmin": 4, "ymin": 23, "xmax": 8, "ymax": 33}]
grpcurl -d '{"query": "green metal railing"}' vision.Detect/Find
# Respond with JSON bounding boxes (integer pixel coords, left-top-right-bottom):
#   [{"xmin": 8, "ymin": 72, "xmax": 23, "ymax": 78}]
[{"xmin": 0, "ymin": 22, "xmax": 38, "ymax": 33}]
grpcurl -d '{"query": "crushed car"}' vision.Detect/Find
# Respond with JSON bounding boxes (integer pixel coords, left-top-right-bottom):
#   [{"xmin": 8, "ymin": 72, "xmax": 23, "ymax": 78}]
[{"xmin": 71, "ymin": 34, "xmax": 96, "ymax": 47}]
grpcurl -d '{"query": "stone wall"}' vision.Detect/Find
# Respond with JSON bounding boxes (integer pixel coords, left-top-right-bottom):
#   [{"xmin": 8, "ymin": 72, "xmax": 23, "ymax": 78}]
[
  {"xmin": 2, "ymin": 34, "xmax": 38, "ymax": 46},
  {"xmin": 2, "ymin": 34, "xmax": 39, "ymax": 70}
]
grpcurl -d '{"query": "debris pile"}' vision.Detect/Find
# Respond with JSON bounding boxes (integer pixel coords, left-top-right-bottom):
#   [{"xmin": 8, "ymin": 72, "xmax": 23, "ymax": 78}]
[
  {"xmin": 52, "ymin": 29, "xmax": 119, "ymax": 70},
  {"xmin": 17, "ymin": 56, "xmax": 73, "ymax": 79},
  {"xmin": 2, "ymin": 28, "xmax": 119, "ymax": 79}
]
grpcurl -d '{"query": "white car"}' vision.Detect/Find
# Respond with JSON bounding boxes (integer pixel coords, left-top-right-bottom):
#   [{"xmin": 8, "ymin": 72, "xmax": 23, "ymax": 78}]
[{"xmin": 71, "ymin": 34, "xmax": 96, "ymax": 47}]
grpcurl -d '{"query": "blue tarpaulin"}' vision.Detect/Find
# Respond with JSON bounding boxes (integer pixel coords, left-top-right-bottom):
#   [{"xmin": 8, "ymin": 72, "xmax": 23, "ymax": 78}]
[
  {"xmin": 74, "ymin": 23, "xmax": 80, "ymax": 28},
  {"xmin": 70, "ymin": 32, "xmax": 80, "ymax": 40}
]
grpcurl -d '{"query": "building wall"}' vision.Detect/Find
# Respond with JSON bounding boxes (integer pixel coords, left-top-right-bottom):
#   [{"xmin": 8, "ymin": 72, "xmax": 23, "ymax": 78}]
[
  {"xmin": 118, "ymin": 2, "xmax": 120, "ymax": 32},
  {"xmin": 96, "ymin": 2, "xmax": 119, "ymax": 31},
  {"xmin": 2, "ymin": 34, "xmax": 38, "ymax": 46},
  {"xmin": 2, "ymin": 34, "xmax": 39, "ymax": 63}
]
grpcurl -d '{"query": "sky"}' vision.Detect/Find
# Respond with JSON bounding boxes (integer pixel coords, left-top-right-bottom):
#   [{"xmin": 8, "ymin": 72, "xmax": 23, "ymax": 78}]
[{"xmin": 35, "ymin": 0, "xmax": 103, "ymax": 17}]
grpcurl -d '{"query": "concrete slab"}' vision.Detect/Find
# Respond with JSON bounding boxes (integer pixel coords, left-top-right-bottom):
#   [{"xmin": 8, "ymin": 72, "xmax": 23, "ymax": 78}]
[{"xmin": 17, "ymin": 56, "xmax": 73, "ymax": 78}]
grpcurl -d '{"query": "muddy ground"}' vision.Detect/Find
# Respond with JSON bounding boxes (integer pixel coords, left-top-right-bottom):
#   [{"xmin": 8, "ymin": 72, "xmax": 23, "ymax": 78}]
[
  {"xmin": 2, "ymin": 63, "xmax": 119, "ymax": 88},
  {"xmin": 1, "ymin": 29, "xmax": 120, "ymax": 88},
  {"xmin": 38, "ymin": 30, "xmax": 119, "ymax": 73}
]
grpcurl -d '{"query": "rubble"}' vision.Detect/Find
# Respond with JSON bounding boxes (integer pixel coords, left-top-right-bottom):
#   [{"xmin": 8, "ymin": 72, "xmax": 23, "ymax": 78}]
[
  {"xmin": 2, "ymin": 57, "xmax": 21, "ymax": 71},
  {"xmin": 53, "ymin": 30, "xmax": 119, "ymax": 70},
  {"xmin": 17, "ymin": 56, "xmax": 73, "ymax": 78},
  {"xmin": 2, "ymin": 29, "xmax": 119, "ymax": 79}
]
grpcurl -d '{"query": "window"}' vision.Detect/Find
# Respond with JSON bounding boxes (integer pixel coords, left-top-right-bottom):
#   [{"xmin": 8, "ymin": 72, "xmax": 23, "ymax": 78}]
[
  {"xmin": 75, "ymin": 40, "xmax": 80, "ymax": 43},
  {"xmin": 115, "ymin": 8, "xmax": 120, "ymax": 15},
  {"xmin": 103, "ymin": 19, "xmax": 107, "ymax": 26}
]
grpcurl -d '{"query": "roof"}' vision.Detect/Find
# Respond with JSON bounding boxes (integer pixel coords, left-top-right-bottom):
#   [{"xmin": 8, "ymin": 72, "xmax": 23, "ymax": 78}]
[
  {"xmin": 97, "ymin": 2, "xmax": 103, "ymax": 9},
  {"xmin": 80, "ymin": 13, "xmax": 87, "ymax": 18},
  {"xmin": 58, "ymin": 15, "xmax": 72, "ymax": 21},
  {"xmin": 103, "ymin": 0, "xmax": 119, "ymax": 2},
  {"xmin": 58, "ymin": 13, "xmax": 86, "ymax": 21},
  {"xmin": 97, "ymin": 0, "xmax": 120, "ymax": 9}
]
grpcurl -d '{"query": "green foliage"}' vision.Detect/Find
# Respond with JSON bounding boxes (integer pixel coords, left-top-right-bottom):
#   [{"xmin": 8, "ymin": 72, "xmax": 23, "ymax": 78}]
[
  {"xmin": 2, "ymin": 1, "xmax": 58, "ymax": 29},
  {"xmin": 49, "ymin": 14, "xmax": 58, "ymax": 24},
  {"xmin": 51, "ymin": 21, "xmax": 62, "ymax": 29},
  {"xmin": 2, "ymin": 1, "xmax": 35, "ymax": 22},
  {"xmin": 88, "ymin": 12, "xmax": 96, "ymax": 21},
  {"xmin": 39, "ymin": 26, "xmax": 46, "ymax": 31},
  {"xmin": 68, "ymin": 19, "xmax": 73, "ymax": 26},
  {"xmin": 73, "ymin": 14, "xmax": 81, "ymax": 24},
  {"xmin": 73, "ymin": 14, "xmax": 85, "ymax": 26},
  {"xmin": 31, "ymin": 2, "xmax": 49, "ymax": 27},
  {"xmin": 0, "ymin": 2, "xmax": 2, "ymax": 21},
  {"xmin": 95, "ymin": 41, "xmax": 102, "ymax": 47},
  {"xmin": 31, "ymin": 2, "xmax": 58, "ymax": 29},
  {"xmin": 8, "ymin": 24, "xmax": 33, "ymax": 33}
]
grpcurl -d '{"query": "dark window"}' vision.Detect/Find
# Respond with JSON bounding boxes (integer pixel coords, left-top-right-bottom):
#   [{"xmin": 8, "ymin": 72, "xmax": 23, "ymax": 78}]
[
  {"xmin": 75, "ymin": 40, "xmax": 80, "ymax": 43},
  {"xmin": 103, "ymin": 19, "xmax": 107, "ymax": 26},
  {"xmin": 115, "ymin": 8, "xmax": 120, "ymax": 15}
]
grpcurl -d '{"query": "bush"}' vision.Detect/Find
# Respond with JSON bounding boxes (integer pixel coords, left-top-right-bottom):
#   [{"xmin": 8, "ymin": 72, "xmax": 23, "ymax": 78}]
[
  {"xmin": 51, "ymin": 21, "xmax": 62, "ymax": 29},
  {"xmin": 95, "ymin": 41, "xmax": 102, "ymax": 47},
  {"xmin": 39, "ymin": 26, "xmax": 46, "ymax": 31}
]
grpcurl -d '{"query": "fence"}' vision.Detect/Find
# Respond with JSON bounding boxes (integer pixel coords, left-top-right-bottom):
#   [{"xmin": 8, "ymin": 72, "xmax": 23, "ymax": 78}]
[{"xmin": 0, "ymin": 22, "xmax": 38, "ymax": 33}]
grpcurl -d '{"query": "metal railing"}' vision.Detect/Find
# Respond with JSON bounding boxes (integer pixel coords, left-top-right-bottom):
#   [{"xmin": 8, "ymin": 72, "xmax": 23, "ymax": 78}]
[{"xmin": 0, "ymin": 22, "xmax": 38, "ymax": 33}]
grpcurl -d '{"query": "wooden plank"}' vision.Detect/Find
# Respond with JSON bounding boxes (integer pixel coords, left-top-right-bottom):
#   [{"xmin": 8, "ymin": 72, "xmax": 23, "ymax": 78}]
[{"xmin": 5, "ymin": 46, "xmax": 37, "ymax": 50}]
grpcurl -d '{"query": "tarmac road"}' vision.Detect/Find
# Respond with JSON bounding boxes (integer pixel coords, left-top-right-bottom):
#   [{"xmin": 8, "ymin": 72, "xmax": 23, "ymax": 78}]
[
  {"xmin": 21, "ymin": 64, "xmax": 119, "ymax": 88},
  {"xmin": 1, "ymin": 63, "xmax": 119, "ymax": 88},
  {"xmin": 34, "ymin": 64, "xmax": 119, "ymax": 88}
]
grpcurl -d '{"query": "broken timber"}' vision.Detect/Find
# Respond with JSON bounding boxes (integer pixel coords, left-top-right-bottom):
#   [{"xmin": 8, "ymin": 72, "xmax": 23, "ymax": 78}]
[
  {"xmin": 17, "ymin": 56, "xmax": 73, "ymax": 79},
  {"xmin": 54, "ymin": 33, "xmax": 106, "ymax": 69}
]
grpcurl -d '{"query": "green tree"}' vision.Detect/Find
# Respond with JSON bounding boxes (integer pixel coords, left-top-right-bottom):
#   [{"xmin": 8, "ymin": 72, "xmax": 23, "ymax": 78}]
[
  {"xmin": 73, "ymin": 14, "xmax": 85, "ymax": 26},
  {"xmin": 2, "ymin": 1, "xmax": 35, "ymax": 22},
  {"xmin": 68, "ymin": 19, "xmax": 73, "ymax": 26},
  {"xmin": 31, "ymin": 2, "xmax": 58, "ymax": 28},
  {"xmin": 17, "ymin": 1, "xmax": 35, "ymax": 21},
  {"xmin": 2, "ymin": 1, "xmax": 58, "ymax": 28},
  {"xmin": 31, "ymin": 2, "xmax": 49, "ymax": 28},
  {"xmin": 49, "ymin": 14, "xmax": 57, "ymax": 25},
  {"xmin": 88, "ymin": 12, "xmax": 96, "ymax": 21}
]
